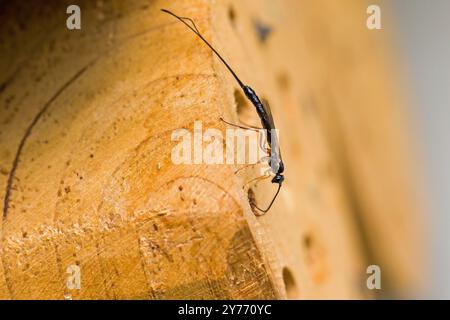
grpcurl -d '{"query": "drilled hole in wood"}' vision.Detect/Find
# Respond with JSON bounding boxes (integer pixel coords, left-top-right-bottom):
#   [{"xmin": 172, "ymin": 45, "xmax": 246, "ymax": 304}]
[
  {"xmin": 234, "ymin": 88, "xmax": 259, "ymax": 127},
  {"xmin": 276, "ymin": 72, "xmax": 290, "ymax": 91},
  {"xmin": 303, "ymin": 234, "xmax": 313, "ymax": 249},
  {"xmin": 254, "ymin": 19, "xmax": 272, "ymax": 44},
  {"xmin": 234, "ymin": 88, "xmax": 249, "ymax": 116},
  {"xmin": 228, "ymin": 5, "xmax": 236, "ymax": 26},
  {"xmin": 282, "ymin": 267, "xmax": 299, "ymax": 299}
]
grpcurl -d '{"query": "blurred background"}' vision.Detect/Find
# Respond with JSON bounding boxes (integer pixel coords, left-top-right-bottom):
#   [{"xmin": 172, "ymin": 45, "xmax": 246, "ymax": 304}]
[{"xmin": 391, "ymin": 0, "xmax": 450, "ymax": 299}]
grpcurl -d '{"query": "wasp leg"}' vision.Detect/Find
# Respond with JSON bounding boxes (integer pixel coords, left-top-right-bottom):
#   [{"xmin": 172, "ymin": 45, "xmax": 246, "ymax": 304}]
[
  {"xmin": 219, "ymin": 117, "xmax": 262, "ymax": 131},
  {"xmin": 243, "ymin": 172, "xmax": 272, "ymax": 189}
]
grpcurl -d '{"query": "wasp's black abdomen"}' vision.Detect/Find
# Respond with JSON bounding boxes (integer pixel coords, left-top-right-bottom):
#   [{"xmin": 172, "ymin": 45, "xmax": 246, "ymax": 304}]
[{"xmin": 242, "ymin": 85, "xmax": 272, "ymax": 132}]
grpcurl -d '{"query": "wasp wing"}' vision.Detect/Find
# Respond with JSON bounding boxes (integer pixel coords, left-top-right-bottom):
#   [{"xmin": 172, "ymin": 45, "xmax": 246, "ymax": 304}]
[{"xmin": 261, "ymin": 98, "xmax": 275, "ymax": 129}]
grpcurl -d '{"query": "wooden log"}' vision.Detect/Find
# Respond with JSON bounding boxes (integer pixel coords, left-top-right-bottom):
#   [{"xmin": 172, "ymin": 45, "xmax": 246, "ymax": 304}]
[{"xmin": 0, "ymin": 0, "xmax": 423, "ymax": 299}]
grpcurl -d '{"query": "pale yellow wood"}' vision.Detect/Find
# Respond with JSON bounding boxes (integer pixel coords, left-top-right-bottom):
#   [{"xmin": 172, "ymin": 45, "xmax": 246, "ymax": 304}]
[{"xmin": 0, "ymin": 0, "xmax": 422, "ymax": 299}]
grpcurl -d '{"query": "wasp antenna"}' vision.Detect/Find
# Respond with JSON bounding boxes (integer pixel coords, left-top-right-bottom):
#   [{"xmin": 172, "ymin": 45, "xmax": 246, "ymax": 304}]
[{"xmin": 161, "ymin": 8, "xmax": 245, "ymax": 89}]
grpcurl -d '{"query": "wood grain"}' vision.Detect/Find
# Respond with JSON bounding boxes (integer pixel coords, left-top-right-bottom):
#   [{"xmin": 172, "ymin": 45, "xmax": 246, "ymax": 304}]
[{"xmin": 0, "ymin": 0, "xmax": 423, "ymax": 299}]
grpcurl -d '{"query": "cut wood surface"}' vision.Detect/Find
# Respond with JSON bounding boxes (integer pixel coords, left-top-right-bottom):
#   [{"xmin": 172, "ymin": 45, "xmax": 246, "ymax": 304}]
[{"xmin": 0, "ymin": 0, "xmax": 423, "ymax": 299}]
